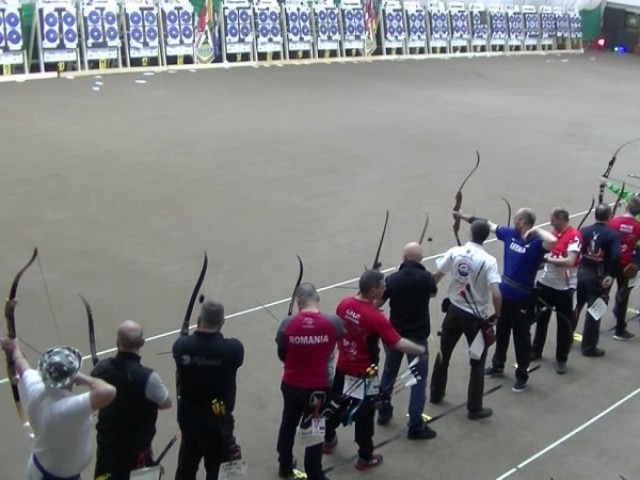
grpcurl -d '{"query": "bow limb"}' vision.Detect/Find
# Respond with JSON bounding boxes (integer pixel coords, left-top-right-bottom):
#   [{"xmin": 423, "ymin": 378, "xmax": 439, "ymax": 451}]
[
  {"xmin": 79, "ymin": 295, "xmax": 98, "ymax": 367},
  {"xmin": 5, "ymin": 247, "xmax": 38, "ymax": 437},
  {"xmin": 371, "ymin": 211, "xmax": 390, "ymax": 270},
  {"xmin": 598, "ymin": 137, "xmax": 640, "ymax": 204},
  {"xmin": 453, "ymin": 152, "xmax": 481, "ymax": 246},
  {"xmin": 418, "ymin": 213, "xmax": 429, "ymax": 245},
  {"xmin": 180, "ymin": 252, "xmax": 209, "ymax": 337},
  {"xmin": 576, "ymin": 196, "xmax": 595, "ymax": 231},
  {"xmin": 287, "ymin": 256, "xmax": 304, "ymax": 316},
  {"xmin": 501, "ymin": 197, "xmax": 512, "ymax": 228}
]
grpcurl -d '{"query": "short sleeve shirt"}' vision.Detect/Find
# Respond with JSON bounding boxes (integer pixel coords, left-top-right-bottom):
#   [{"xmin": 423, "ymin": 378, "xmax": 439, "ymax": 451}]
[
  {"xmin": 538, "ymin": 226, "xmax": 582, "ymax": 290},
  {"xmin": 496, "ymin": 226, "xmax": 547, "ymax": 299}
]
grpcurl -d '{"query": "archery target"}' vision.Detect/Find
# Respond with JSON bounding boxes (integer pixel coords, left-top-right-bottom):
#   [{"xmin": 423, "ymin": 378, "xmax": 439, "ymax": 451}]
[
  {"xmin": 83, "ymin": 6, "xmax": 119, "ymax": 48},
  {"xmin": 490, "ymin": 11, "xmax": 507, "ymax": 39},
  {"xmin": 471, "ymin": 11, "xmax": 488, "ymax": 39},
  {"xmin": 507, "ymin": 12, "xmax": 523, "ymax": 39},
  {"xmin": 406, "ymin": 9, "xmax": 427, "ymax": 41},
  {"xmin": 286, "ymin": 6, "xmax": 311, "ymax": 43},
  {"xmin": 569, "ymin": 13, "xmax": 581, "ymax": 38},
  {"xmin": 0, "ymin": 6, "xmax": 23, "ymax": 52},
  {"xmin": 556, "ymin": 13, "xmax": 569, "ymax": 37},
  {"xmin": 540, "ymin": 13, "xmax": 556, "ymax": 38},
  {"xmin": 161, "ymin": 3, "xmax": 194, "ymax": 46},
  {"xmin": 523, "ymin": 12, "xmax": 539, "ymax": 38},
  {"xmin": 316, "ymin": 7, "xmax": 339, "ymax": 41},
  {"xmin": 254, "ymin": 6, "xmax": 282, "ymax": 45},
  {"xmin": 341, "ymin": 7, "xmax": 365, "ymax": 41},
  {"xmin": 126, "ymin": 6, "xmax": 159, "ymax": 49},
  {"xmin": 39, "ymin": 6, "xmax": 78, "ymax": 49},
  {"xmin": 450, "ymin": 9, "xmax": 468, "ymax": 38},
  {"xmin": 224, "ymin": 7, "xmax": 252, "ymax": 44},
  {"xmin": 383, "ymin": 9, "xmax": 404, "ymax": 41},
  {"xmin": 429, "ymin": 11, "xmax": 448, "ymax": 38}
]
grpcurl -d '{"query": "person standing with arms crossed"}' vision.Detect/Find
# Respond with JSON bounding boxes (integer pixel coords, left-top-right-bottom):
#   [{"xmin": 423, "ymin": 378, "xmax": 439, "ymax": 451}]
[
  {"xmin": 577, "ymin": 203, "xmax": 620, "ymax": 356},
  {"xmin": 429, "ymin": 219, "xmax": 502, "ymax": 419},
  {"xmin": 275, "ymin": 283, "xmax": 345, "ymax": 480},
  {"xmin": 2, "ymin": 299, "xmax": 116, "ymax": 480},
  {"xmin": 322, "ymin": 270, "xmax": 426, "ymax": 471},
  {"xmin": 173, "ymin": 300, "xmax": 244, "ymax": 480},
  {"xmin": 531, "ymin": 208, "xmax": 583, "ymax": 374},
  {"xmin": 376, "ymin": 242, "xmax": 438, "ymax": 440},
  {"xmin": 480, "ymin": 208, "xmax": 556, "ymax": 393},
  {"xmin": 92, "ymin": 320, "xmax": 172, "ymax": 480}
]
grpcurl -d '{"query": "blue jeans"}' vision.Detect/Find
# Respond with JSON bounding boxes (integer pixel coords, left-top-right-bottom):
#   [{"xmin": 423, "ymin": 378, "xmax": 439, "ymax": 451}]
[{"xmin": 378, "ymin": 339, "xmax": 428, "ymax": 431}]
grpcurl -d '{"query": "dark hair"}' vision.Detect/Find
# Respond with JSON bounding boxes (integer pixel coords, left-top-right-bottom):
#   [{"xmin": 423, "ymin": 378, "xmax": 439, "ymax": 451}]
[
  {"xmin": 628, "ymin": 195, "xmax": 640, "ymax": 216},
  {"xmin": 551, "ymin": 208, "xmax": 570, "ymax": 222},
  {"xmin": 594, "ymin": 203, "xmax": 611, "ymax": 222},
  {"xmin": 359, "ymin": 270, "xmax": 384, "ymax": 295},
  {"xmin": 470, "ymin": 220, "xmax": 490, "ymax": 243},
  {"xmin": 199, "ymin": 300, "xmax": 225, "ymax": 328}
]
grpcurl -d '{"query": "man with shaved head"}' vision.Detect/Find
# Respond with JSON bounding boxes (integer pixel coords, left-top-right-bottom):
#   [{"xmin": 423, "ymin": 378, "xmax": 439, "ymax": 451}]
[
  {"xmin": 376, "ymin": 242, "xmax": 438, "ymax": 440},
  {"xmin": 92, "ymin": 320, "xmax": 172, "ymax": 479}
]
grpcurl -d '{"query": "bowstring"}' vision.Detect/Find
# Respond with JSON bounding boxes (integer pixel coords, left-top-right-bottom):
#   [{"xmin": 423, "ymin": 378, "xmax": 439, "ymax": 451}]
[{"xmin": 36, "ymin": 255, "xmax": 62, "ymax": 345}]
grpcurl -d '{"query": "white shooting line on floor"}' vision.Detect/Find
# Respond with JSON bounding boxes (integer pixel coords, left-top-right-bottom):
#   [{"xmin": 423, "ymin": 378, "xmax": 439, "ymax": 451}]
[
  {"xmin": 0, "ymin": 206, "xmax": 595, "ymax": 386},
  {"xmin": 494, "ymin": 386, "xmax": 640, "ymax": 480}
]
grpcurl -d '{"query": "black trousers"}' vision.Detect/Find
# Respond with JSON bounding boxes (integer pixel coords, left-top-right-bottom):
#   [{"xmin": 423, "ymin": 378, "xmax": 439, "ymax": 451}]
[
  {"xmin": 531, "ymin": 283, "xmax": 575, "ymax": 363},
  {"xmin": 277, "ymin": 382, "xmax": 329, "ymax": 480},
  {"xmin": 613, "ymin": 265, "xmax": 634, "ymax": 335},
  {"xmin": 94, "ymin": 442, "xmax": 153, "ymax": 480},
  {"xmin": 175, "ymin": 410, "xmax": 231, "ymax": 480},
  {"xmin": 576, "ymin": 270, "xmax": 608, "ymax": 352},
  {"xmin": 430, "ymin": 304, "xmax": 487, "ymax": 413},
  {"xmin": 324, "ymin": 370, "xmax": 376, "ymax": 461},
  {"xmin": 491, "ymin": 297, "xmax": 534, "ymax": 382}
]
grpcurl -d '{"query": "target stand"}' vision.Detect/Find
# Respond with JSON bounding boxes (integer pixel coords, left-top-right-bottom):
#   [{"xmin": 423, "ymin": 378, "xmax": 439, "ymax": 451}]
[
  {"xmin": 568, "ymin": 8, "xmax": 582, "ymax": 51},
  {"xmin": 380, "ymin": 0, "xmax": 405, "ymax": 56},
  {"xmin": 253, "ymin": 0, "xmax": 284, "ymax": 62},
  {"xmin": 554, "ymin": 7, "xmax": 570, "ymax": 50},
  {"xmin": 427, "ymin": 2, "xmax": 449, "ymax": 54},
  {"xmin": 339, "ymin": 0, "xmax": 365, "ymax": 58},
  {"xmin": 448, "ymin": 2, "xmax": 470, "ymax": 53},
  {"xmin": 313, "ymin": 0, "xmax": 341, "ymax": 59},
  {"xmin": 123, "ymin": 0, "xmax": 162, "ymax": 68},
  {"xmin": 79, "ymin": 0, "xmax": 122, "ymax": 71},
  {"xmin": 488, "ymin": 4, "xmax": 507, "ymax": 52},
  {"xmin": 505, "ymin": 4, "xmax": 523, "ymax": 52},
  {"xmin": 522, "ymin": 5, "xmax": 539, "ymax": 51},
  {"xmin": 284, "ymin": 0, "xmax": 313, "ymax": 59},
  {"xmin": 538, "ymin": 6, "xmax": 556, "ymax": 51},
  {"xmin": 0, "ymin": 0, "xmax": 28, "ymax": 76},
  {"xmin": 404, "ymin": 1, "xmax": 426, "ymax": 55},
  {"xmin": 468, "ymin": 4, "xmax": 488, "ymax": 53},
  {"xmin": 32, "ymin": 0, "xmax": 81, "ymax": 73},
  {"xmin": 221, "ymin": 0, "xmax": 254, "ymax": 63},
  {"xmin": 159, "ymin": 0, "xmax": 195, "ymax": 66}
]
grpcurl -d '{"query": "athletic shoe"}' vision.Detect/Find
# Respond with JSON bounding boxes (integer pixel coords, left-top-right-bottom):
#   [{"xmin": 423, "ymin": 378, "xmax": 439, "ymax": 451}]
[
  {"xmin": 467, "ymin": 407, "xmax": 493, "ymax": 420},
  {"xmin": 278, "ymin": 458, "xmax": 297, "ymax": 479},
  {"xmin": 484, "ymin": 365, "xmax": 504, "ymax": 376},
  {"xmin": 613, "ymin": 331, "xmax": 635, "ymax": 341},
  {"xmin": 556, "ymin": 362, "xmax": 568, "ymax": 374},
  {"xmin": 512, "ymin": 379, "xmax": 527, "ymax": 393},
  {"xmin": 407, "ymin": 425, "xmax": 437, "ymax": 440},
  {"xmin": 355, "ymin": 454, "xmax": 383, "ymax": 471},
  {"xmin": 582, "ymin": 348, "xmax": 605, "ymax": 357}
]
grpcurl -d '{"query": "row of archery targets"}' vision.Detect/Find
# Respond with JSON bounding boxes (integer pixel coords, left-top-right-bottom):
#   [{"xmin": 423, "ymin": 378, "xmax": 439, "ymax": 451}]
[{"xmin": 0, "ymin": 0, "xmax": 584, "ymax": 77}]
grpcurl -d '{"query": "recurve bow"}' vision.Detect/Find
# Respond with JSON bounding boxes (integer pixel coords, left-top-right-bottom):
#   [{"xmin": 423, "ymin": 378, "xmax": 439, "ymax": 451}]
[
  {"xmin": 501, "ymin": 197, "xmax": 512, "ymax": 227},
  {"xmin": 453, "ymin": 152, "xmax": 481, "ymax": 246},
  {"xmin": 79, "ymin": 294, "xmax": 98, "ymax": 367},
  {"xmin": 287, "ymin": 255, "xmax": 304, "ymax": 317},
  {"xmin": 180, "ymin": 251, "xmax": 208, "ymax": 337},
  {"xmin": 576, "ymin": 196, "xmax": 595, "ymax": 231},
  {"xmin": 371, "ymin": 211, "xmax": 389, "ymax": 270},
  {"xmin": 598, "ymin": 138, "xmax": 640, "ymax": 204},
  {"xmin": 5, "ymin": 247, "xmax": 38, "ymax": 437}
]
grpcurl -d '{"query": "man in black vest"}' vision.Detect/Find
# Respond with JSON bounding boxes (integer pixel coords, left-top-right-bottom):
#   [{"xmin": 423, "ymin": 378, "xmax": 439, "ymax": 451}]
[
  {"xmin": 92, "ymin": 320, "xmax": 172, "ymax": 480},
  {"xmin": 173, "ymin": 299, "xmax": 244, "ymax": 480}
]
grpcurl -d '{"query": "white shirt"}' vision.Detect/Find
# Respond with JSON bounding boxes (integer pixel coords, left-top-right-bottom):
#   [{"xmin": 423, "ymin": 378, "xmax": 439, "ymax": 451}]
[
  {"xmin": 436, "ymin": 242, "xmax": 502, "ymax": 318},
  {"xmin": 21, "ymin": 369, "xmax": 93, "ymax": 479},
  {"xmin": 538, "ymin": 231, "xmax": 582, "ymax": 290}
]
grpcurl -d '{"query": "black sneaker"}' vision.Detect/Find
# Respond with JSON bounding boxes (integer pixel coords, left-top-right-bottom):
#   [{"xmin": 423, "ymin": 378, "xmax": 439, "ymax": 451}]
[
  {"xmin": 377, "ymin": 408, "xmax": 393, "ymax": 426},
  {"xmin": 530, "ymin": 351, "xmax": 542, "ymax": 361},
  {"xmin": 484, "ymin": 365, "xmax": 504, "ymax": 376},
  {"xmin": 278, "ymin": 458, "xmax": 297, "ymax": 479},
  {"xmin": 582, "ymin": 348, "xmax": 605, "ymax": 357},
  {"xmin": 467, "ymin": 407, "xmax": 493, "ymax": 420},
  {"xmin": 407, "ymin": 424, "xmax": 437, "ymax": 440},
  {"xmin": 556, "ymin": 362, "xmax": 568, "ymax": 375},
  {"xmin": 613, "ymin": 331, "xmax": 635, "ymax": 341},
  {"xmin": 512, "ymin": 378, "xmax": 527, "ymax": 393}
]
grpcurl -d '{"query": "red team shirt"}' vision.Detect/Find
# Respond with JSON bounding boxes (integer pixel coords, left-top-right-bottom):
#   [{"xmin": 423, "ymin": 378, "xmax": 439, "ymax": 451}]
[
  {"xmin": 608, "ymin": 216, "xmax": 640, "ymax": 266},
  {"xmin": 276, "ymin": 311, "xmax": 344, "ymax": 389},
  {"xmin": 335, "ymin": 297, "xmax": 402, "ymax": 376}
]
